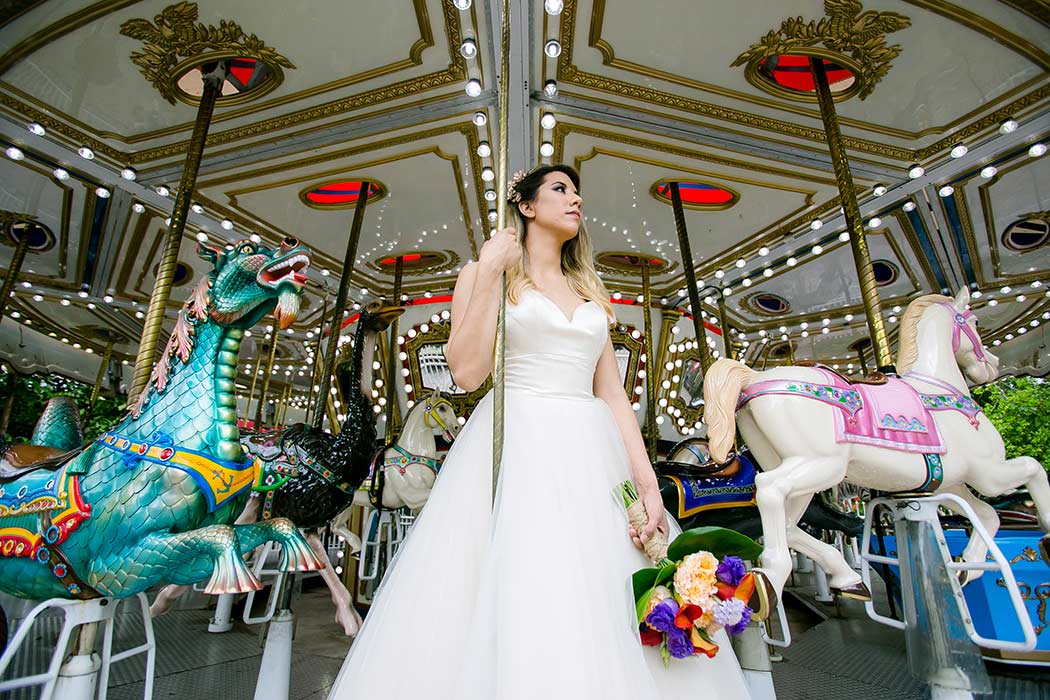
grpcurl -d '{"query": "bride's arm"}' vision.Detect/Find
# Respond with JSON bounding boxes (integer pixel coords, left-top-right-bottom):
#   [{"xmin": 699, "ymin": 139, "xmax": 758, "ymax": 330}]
[
  {"xmin": 593, "ymin": 337, "xmax": 668, "ymax": 546},
  {"xmin": 445, "ymin": 228, "xmax": 520, "ymax": 392}
]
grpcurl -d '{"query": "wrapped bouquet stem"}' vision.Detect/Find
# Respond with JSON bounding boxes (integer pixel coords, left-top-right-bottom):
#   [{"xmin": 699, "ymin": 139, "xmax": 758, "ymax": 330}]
[{"xmin": 619, "ymin": 480, "xmax": 669, "ymax": 564}]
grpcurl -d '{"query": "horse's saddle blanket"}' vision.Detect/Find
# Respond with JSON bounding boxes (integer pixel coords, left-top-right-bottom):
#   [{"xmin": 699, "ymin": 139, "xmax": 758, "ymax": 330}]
[
  {"xmin": 743, "ymin": 369, "xmax": 945, "ymax": 454},
  {"xmin": 665, "ymin": 453, "xmax": 757, "ymax": 518}
]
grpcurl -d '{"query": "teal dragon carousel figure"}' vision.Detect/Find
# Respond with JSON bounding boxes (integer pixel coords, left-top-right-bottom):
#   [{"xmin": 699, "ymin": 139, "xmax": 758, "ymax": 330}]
[{"xmin": 0, "ymin": 237, "xmax": 324, "ymax": 605}]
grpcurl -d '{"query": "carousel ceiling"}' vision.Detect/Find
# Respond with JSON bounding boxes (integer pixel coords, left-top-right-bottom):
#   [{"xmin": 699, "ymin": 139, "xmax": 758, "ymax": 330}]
[{"xmin": 0, "ymin": 0, "xmax": 1048, "ymax": 430}]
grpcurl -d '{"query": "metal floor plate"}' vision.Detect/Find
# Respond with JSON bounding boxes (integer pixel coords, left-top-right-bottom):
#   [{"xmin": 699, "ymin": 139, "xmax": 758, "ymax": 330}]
[{"xmin": 3, "ymin": 588, "xmax": 1049, "ymax": 699}]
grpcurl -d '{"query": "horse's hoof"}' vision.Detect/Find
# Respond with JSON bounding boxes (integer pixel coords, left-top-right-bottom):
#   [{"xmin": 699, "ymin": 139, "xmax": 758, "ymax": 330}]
[
  {"xmin": 749, "ymin": 569, "xmax": 779, "ymax": 622},
  {"xmin": 831, "ymin": 581, "xmax": 872, "ymax": 602},
  {"xmin": 1039, "ymin": 535, "xmax": 1050, "ymax": 568}
]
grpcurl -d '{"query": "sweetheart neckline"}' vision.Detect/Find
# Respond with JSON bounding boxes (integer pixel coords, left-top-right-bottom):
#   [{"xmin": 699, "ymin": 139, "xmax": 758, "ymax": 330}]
[{"xmin": 526, "ymin": 288, "xmax": 595, "ymax": 324}]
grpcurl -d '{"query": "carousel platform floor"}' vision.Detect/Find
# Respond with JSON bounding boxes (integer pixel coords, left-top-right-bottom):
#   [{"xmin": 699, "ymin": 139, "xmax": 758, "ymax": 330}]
[{"xmin": 2, "ymin": 583, "xmax": 1049, "ymax": 700}]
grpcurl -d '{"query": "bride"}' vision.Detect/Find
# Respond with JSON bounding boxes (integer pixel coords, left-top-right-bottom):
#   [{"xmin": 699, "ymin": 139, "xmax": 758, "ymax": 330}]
[{"xmin": 327, "ymin": 165, "xmax": 752, "ymax": 699}]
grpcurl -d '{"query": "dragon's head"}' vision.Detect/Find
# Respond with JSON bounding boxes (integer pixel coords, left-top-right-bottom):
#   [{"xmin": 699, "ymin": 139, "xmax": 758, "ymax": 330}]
[{"xmin": 200, "ymin": 237, "xmax": 312, "ymax": 330}]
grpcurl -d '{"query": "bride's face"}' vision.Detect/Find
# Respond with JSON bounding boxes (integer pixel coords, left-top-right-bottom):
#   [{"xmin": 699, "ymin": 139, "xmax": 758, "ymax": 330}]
[{"xmin": 520, "ymin": 172, "xmax": 583, "ymax": 242}]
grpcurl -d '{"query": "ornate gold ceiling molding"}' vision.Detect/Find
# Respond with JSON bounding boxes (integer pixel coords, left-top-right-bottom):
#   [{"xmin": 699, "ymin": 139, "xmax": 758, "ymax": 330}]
[
  {"xmin": 119, "ymin": 2, "xmax": 295, "ymax": 105},
  {"xmin": 554, "ymin": 122, "xmax": 840, "ymax": 186},
  {"xmin": 562, "ymin": 0, "xmax": 1048, "ymax": 161},
  {"xmin": 997, "ymin": 0, "xmax": 1050, "ymax": 28},
  {"xmin": 557, "ymin": 0, "xmax": 911, "ymax": 161},
  {"xmin": 0, "ymin": 0, "xmax": 143, "ymax": 75},
  {"xmin": 731, "ymin": 1, "xmax": 910, "ymax": 101},
  {"xmin": 902, "ymin": 0, "xmax": 1050, "ymax": 71}
]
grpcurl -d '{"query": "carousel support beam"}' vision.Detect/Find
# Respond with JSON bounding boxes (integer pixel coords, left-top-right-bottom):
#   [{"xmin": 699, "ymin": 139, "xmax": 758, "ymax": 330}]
[
  {"xmin": 383, "ymin": 256, "xmax": 404, "ymax": 443},
  {"xmin": 810, "ymin": 58, "xmax": 893, "ymax": 372},
  {"xmin": 0, "ymin": 229, "xmax": 30, "ymax": 323},
  {"xmin": 312, "ymin": 182, "xmax": 370, "ymax": 429},
  {"xmin": 304, "ymin": 294, "xmax": 328, "ymax": 425},
  {"xmin": 87, "ymin": 340, "xmax": 115, "ymax": 417},
  {"xmin": 255, "ymin": 336, "xmax": 279, "ymax": 428},
  {"xmin": 668, "ymin": 182, "xmax": 715, "ymax": 373},
  {"xmin": 641, "ymin": 263, "xmax": 657, "ymax": 463},
  {"xmin": 129, "ymin": 62, "xmax": 227, "ymax": 404},
  {"xmin": 716, "ymin": 291, "xmax": 734, "ymax": 361}
]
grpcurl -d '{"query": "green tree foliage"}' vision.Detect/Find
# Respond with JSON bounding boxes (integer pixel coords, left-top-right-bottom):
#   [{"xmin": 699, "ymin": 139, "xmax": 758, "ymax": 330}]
[
  {"xmin": 0, "ymin": 367, "xmax": 125, "ymax": 445},
  {"xmin": 971, "ymin": 376, "xmax": 1050, "ymax": 470}
]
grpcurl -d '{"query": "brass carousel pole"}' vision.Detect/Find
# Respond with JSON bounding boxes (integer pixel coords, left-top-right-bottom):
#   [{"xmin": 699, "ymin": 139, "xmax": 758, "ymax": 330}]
[
  {"xmin": 383, "ymin": 256, "xmax": 404, "ymax": 442},
  {"xmin": 305, "ymin": 294, "xmax": 329, "ymax": 425},
  {"xmin": 277, "ymin": 383, "xmax": 291, "ymax": 427},
  {"xmin": 810, "ymin": 58, "xmax": 893, "ymax": 372},
  {"xmin": 716, "ymin": 291, "xmax": 734, "ymax": 361},
  {"xmin": 129, "ymin": 62, "xmax": 227, "ymax": 403},
  {"xmin": 668, "ymin": 182, "xmax": 715, "ymax": 372},
  {"xmin": 491, "ymin": 0, "xmax": 512, "ymax": 505},
  {"xmin": 0, "ymin": 229, "xmax": 31, "ymax": 322},
  {"xmin": 254, "ymin": 334, "xmax": 279, "ymax": 427},
  {"xmin": 87, "ymin": 340, "xmax": 115, "ymax": 417},
  {"xmin": 641, "ymin": 262, "xmax": 657, "ymax": 463},
  {"xmin": 857, "ymin": 342, "xmax": 869, "ymax": 375},
  {"xmin": 312, "ymin": 182, "xmax": 370, "ymax": 429}
]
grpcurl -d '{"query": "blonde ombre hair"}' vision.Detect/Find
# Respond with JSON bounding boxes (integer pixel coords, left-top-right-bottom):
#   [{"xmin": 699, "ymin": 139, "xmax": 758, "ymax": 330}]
[{"xmin": 505, "ymin": 165, "xmax": 615, "ymax": 323}]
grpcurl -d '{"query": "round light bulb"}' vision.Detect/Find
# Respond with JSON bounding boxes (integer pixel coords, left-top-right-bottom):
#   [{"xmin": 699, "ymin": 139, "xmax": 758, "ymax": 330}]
[
  {"xmin": 873, "ymin": 184, "xmax": 887, "ymax": 196},
  {"xmin": 464, "ymin": 79, "xmax": 482, "ymax": 97},
  {"xmin": 908, "ymin": 164, "xmax": 925, "ymax": 179},
  {"xmin": 132, "ymin": 202, "xmax": 145, "ymax": 213},
  {"xmin": 868, "ymin": 217, "xmax": 882, "ymax": 228},
  {"xmin": 484, "ymin": 189, "xmax": 497, "ymax": 201},
  {"xmin": 540, "ymin": 112, "xmax": 557, "ymax": 129},
  {"xmin": 452, "ymin": 0, "xmax": 471, "ymax": 9},
  {"xmin": 53, "ymin": 168, "xmax": 70, "ymax": 181},
  {"xmin": 155, "ymin": 185, "xmax": 170, "ymax": 197},
  {"xmin": 460, "ymin": 38, "xmax": 478, "ymax": 59},
  {"xmin": 544, "ymin": 40, "xmax": 562, "ymax": 58},
  {"xmin": 95, "ymin": 186, "xmax": 110, "ymax": 198},
  {"xmin": 120, "ymin": 167, "xmax": 137, "ymax": 181},
  {"xmin": 472, "ymin": 111, "xmax": 487, "ymax": 126},
  {"xmin": 902, "ymin": 201, "xmax": 916, "ymax": 212},
  {"xmin": 27, "ymin": 122, "xmax": 45, "ymax": 136},
  {"xmin": 950, "ymin": 143, "xmax": 968, "ymax": 158},
  {"xmin": 77, "ymin": 146, "xmax": 94, "ymax": 160},
  {"xmin": 980, "ymin": 166, "xmax": 998, "ymax": 179},
  {"xmin": 5, "ymin": 147, "xmax": 24, "ymax": 160},
  {"xmin": 477, "ymin": 141, "xmax": 491, "ymax": 158},
  {"xmin": 539, "ymin": 141, "xmax": 554, "ymax": 157},
  {"xmin": 544, "ymin": 0, "xmax": 563, "ymax": 14},
  {"xmin": 481, "ymin": 167, "xmax": 495, "ymax": 182},
  {"xmin": 938, "ymin": 185, "xmax": 954, "ymax": 197},
  {"xmin": 999, "ymin": 119, "xmax": 1018, "ymax": 134},
  {"xmin": 810, "ymin": 219, "xmax": 823, "ymax": 230},
  {"xmin": 543, "ymin": 80, "xmax": 558, "ymax": 97},
  {"xmin": 1029, "ymin": 143, "xmax": 1047, "ymax": 158}
]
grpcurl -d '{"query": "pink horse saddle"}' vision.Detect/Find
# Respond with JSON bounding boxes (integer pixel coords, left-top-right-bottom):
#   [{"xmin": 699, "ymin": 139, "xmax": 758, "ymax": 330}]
[{"xmin": 740, "ymin": 368, "xmax": 952, "ymax": 454}]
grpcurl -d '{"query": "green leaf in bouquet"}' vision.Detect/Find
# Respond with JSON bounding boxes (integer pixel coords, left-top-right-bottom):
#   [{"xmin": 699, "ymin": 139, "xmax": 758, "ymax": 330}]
[
  {"xmin": 632, "ymin": 560, "xmax": 677, "ymax": 622},
  {"xmin": 666, "ymin": 526, "xmax": 762, "ymax": 561}
]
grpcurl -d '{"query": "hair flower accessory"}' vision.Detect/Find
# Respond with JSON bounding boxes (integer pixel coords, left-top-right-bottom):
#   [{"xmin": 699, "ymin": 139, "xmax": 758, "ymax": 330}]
[{"xmin": 507, "ymin": 169, "xmax": 528, "ymax": 203}]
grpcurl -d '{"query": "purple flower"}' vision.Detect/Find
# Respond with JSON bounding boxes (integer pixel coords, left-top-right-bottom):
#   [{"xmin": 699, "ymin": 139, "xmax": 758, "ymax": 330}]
[
  {"xmin": 645, "ymin": 598, "xmax": 679, "ymax": 634},
  {"xmin": 667, "ymin": 627, "xmax": 694, "ymax": 659},
  {"xmin": 716, "ymin": 556, "xmax": 746, "ymax": 586},
  {"xmin": 726, "ymin": 606, "xmax": 752, "ymax": 636}
]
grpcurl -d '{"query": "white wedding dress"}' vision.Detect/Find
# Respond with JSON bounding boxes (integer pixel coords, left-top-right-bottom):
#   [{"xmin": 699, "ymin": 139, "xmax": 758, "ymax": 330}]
[{"xmin": 327, "ymin": 288, "xmax": 752, "ymax": 699}]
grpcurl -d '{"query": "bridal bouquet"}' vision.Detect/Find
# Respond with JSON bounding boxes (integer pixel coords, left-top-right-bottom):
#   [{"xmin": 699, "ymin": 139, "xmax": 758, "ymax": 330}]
[{"xmin": 619, "ymin": 481, "xmax": 763, "ymax": 664}]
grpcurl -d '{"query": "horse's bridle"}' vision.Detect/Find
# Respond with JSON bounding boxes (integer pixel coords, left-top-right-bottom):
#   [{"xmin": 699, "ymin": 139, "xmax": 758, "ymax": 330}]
[
  {"xmin": 423, "ymin": 396, "xmax": 456, "ymax": 440},
  {"xmin": 936, "ymin": 302, "xmax": 987, "ymax": 362}
]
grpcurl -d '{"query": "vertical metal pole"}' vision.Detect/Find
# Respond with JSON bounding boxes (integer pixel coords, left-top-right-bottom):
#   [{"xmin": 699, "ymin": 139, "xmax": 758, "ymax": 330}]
[
  {"xmin": 669, "ymin": 182, "xmax": 714, "ymax": 373},
  {"xmin": 491, "ymin": 0, "xmax": 512, "ymax": 506},
  {"xmin": 383, "ymin": 256, "xmax": 404, "ymax": 442},
  {"xmin": 785, "ymin": 339, "xmax": 796, "ymax": 365},
  {"xmin": 857, "ymin": 343, "xmax": 869, "ymax": 375},
  {"xmin": 641, "ymin": 263, "xmax": 657, "ymax": 463},
  {"xmin": 87, "ymin": 340, "xmax": 115, "ymax": 416},
  {"xmin": 810, "ymin": 58, "xmax": 893, "ymax": 372},
  {"xmin": 312, "ymin": 182, "xmax": 370, "ymax": 429},
  {"xmin": 717, "ymin": 291, "xmax": 734, "ymax": 361},
  {"xmin": 277, "ymin": 383, "xmax": 291, "ymax": 427},
  {"xmin": 305, "ymin": 294, "xmax": 328, "ymax": 425},
  {"xmin": 0, "ymin": 231, "xmax": 30, "ymax": 322},
  {"xmin": 255, "ymin": 335, "xmax": 279, "ymax": 427},
  {"xmin": 129, "ymin": 63, "xmax": 227, "ymax": 403}
]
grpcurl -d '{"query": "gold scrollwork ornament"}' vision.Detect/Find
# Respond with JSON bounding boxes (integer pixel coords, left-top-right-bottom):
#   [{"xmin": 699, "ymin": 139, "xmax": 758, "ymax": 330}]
[
  {"xmin": 119, "ymin": 2, "xmax": 295, "ymax": 105},
  {"xmin": 732, "ymin": 0, "xmax": 911, "ymax": 100}
]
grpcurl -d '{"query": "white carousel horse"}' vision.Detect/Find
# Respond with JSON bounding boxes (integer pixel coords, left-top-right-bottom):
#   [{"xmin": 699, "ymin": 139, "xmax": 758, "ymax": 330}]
[
  {"xmin": 375, "ymin": 389, "xmax": 461, "ymax": 511},
  {"xmin": 328, "ymin": 390, "xmax": 460, "ymax": 566},
  {"xmin": 703, "ymin": 289, "xmax": 1050, "ymax": 606}
]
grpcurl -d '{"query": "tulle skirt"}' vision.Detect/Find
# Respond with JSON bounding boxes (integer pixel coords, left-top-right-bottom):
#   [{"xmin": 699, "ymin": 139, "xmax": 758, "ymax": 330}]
[{"xmin": 327, "ymin": 388, "xmax": 752, "ymax": 699}]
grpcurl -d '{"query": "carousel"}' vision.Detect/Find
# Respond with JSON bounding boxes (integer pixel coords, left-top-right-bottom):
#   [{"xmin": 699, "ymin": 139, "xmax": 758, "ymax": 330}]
[{"xmin": 0, "ymin": 0, "xmax": 1047, "ymax": 698}]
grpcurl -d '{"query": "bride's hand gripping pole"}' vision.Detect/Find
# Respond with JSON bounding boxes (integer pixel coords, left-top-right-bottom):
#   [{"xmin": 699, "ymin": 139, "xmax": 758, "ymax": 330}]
[{"xmin": 491, "ymin": 0, "xmax": 512, "ymax": 506}]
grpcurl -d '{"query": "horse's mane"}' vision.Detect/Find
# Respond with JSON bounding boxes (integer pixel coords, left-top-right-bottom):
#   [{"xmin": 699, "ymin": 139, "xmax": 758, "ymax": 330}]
[
  {"xmin": 896, "ymin": 293, "xmax": 952, "ymax": 373},
  {"xmin": 129, "ymin": 275, "xmax": 211, "ymax": 418}
]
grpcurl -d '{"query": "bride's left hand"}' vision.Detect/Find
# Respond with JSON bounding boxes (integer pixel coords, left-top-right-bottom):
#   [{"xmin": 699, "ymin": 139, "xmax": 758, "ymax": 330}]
[{"xmin": 629, "ymin": 489, "xmax": 668, "ymax": 550}]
